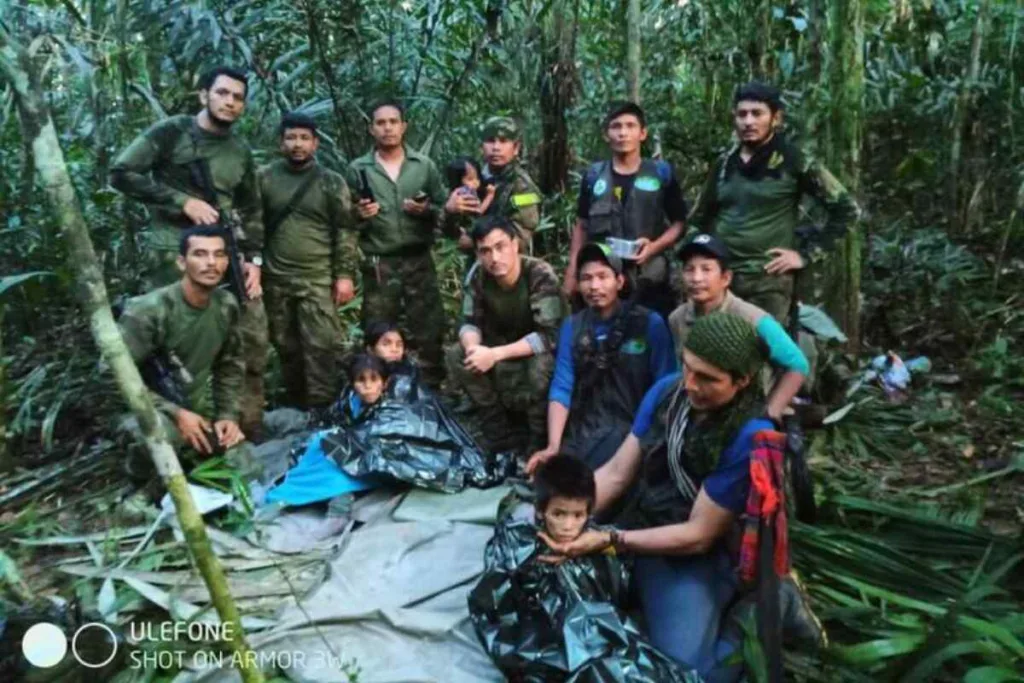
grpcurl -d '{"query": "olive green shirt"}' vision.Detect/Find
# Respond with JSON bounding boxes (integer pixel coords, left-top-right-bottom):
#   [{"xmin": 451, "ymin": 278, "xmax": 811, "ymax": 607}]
[
  {"xmin": 460, "ymin": 256, "xmax": 565, "ymax": 352},
  {"xmin": 689, "ymin": 141, "xmax": 858, "ymax": 274},
  {"xmin": 110, "ymin": 115, "xmax": 263, "ymax": 258},
  {"xmin": 118, "ymin": 283, "xmax": 244, "ymax": 422},
  {"xmin": 258, "ymin": 159, "xmax": 357, "ymax": 285},
  {"xmin": 345, "ymin": 147, "xmax": 448, "ymax": 256}
]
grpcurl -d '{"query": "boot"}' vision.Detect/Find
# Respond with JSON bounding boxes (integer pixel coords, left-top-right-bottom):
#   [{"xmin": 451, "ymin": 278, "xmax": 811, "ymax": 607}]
[{"xmin": 780, "ymin": 572, "xmax": 828, "ymax": 647}]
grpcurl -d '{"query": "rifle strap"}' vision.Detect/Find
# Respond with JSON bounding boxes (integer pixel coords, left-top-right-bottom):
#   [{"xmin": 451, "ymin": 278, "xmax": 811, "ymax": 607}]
[{"xmin": 265, "ymin": 167, "xmax": 322, "ymax": 239}]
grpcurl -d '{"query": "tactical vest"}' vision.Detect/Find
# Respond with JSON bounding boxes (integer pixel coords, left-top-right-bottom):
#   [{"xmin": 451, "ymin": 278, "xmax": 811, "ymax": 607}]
[
  {"xmin": 564, "ymin": 303, "xmax": 653, "ymax": 453},
  {"xmin": 584, "ymin": 159, "xmax": 671, "ymax": 241}
]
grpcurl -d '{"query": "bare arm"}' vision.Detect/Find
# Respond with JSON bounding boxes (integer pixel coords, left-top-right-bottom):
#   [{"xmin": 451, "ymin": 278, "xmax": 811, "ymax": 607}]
[
  {"xmin": 617, "ymin": 488, "xmax": 736, "ymax": 556},
  {"xmin": 766, "ymin": 370, "xmax": 805, "ymax": 422},
  {"xmin": 593, "ymin": 433, "xmax": 645, "ymax": 514}
]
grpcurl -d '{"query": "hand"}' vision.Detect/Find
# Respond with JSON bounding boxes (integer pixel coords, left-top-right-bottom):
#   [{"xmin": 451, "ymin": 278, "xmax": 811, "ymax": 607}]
[
  {"xmin": 477, "ymin": 185, "xmax": 497, "ymax": 214},
  {"xmin": 633, "ymin": 237, "xmax": 654, "ymax": 265},
  {"xmin": 243, "ymin": 263, "xmax": 262, "ymax": 299},
  {"xmin": 764, "ymin": 248, "xmax": 804, "ymax": 275},
  {"xmin": 537, "ymin": 529, "xmax": 613, "ymax": 564},
  {"xmin": 356, "ymin": 198, "xmax": 380, "ymax": 220},
  {"xmin": 445, "ymin": 189, "xmax": 482, "ymax": 215},
  {"xmin": 402, "ymin": 197, "xmax": 431, "ymax": 216},
  {"xmin": 176, "ymin": 409, "xmax": 213, "ymax": 454},
  {"xmin": 182, "ymin": 198, "xmax": 220, "ymax": 225},
  {"xmin": 214, "ymin": 420, "xmax": 245, "ymax": 449},
  {"xmin": 457, "ymin": 233, "xmax": 474, "ymax": 252},
  {"xmin": 333, "ymin": 277, "xmax": 355, "ymax": 305},
  {"xmin": 562, "ymin": 270, "xmax": 578, "ymax": 298},
  {"xmin": 525, "ymin": 445, "xmax": 558, "ymax": 477},
  {"xmin": 463, "ymin": 345, "xmax": 498, "ymax": 374}
]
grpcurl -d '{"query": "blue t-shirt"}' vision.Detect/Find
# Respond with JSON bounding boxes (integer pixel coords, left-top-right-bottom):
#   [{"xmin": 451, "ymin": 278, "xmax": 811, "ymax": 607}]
[
  {"xmin": 631, "ymin": 372, "xmax": 772, "ymax": 514},
  {"xmin": 548, "ymin": 309, "xmax": 678, "ymax": 408}
]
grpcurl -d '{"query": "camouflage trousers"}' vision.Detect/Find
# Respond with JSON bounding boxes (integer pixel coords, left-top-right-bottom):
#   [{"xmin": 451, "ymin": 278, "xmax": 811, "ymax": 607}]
[
  {"xmin": 361, "ymin": 251, "xmax": 445, "ymax": 386},
  {"xmin": 733, "ymin": 271, "xmax": 819, "ymax": 394},
  {"xmin": 730, "ymin": 271, "xmax": 795, "ymax": 325},
  {"xmin": 117, "ymin": 412, "xmax": 263, "ymax": 483},
  {"xmin": 445, "ymin": 344, "xmax": 553, "ymax": 450},
  {"xmin": 144, "ymin": 246, "xmax": 269, "ymax": 438},
  {"xmin": 264, "ymin": 280, "xmax": 344, "ymax": 410}
]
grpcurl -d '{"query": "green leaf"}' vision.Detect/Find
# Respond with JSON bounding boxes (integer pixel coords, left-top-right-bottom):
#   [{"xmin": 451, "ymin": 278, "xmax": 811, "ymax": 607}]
[
  {"xmin": 836, "ymin": 634, "xmax": 927, "ymax": 663},
  {"xmin": 0, "ymin": 271, "xmax": 52, "ymax": 298},
  {"xmin": 963, "ymin": 667, "xmax": 1024, "ymax": 683}
]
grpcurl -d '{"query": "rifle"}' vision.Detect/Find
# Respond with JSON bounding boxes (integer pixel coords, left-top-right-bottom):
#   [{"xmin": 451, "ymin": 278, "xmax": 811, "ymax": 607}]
[
  {"xmin": 187, "ymin": 157, "xmax": 249, "ymax": 303},
  {"xmin": 111, "ymin": 297, "xmax": 193, "ymax": 408}
]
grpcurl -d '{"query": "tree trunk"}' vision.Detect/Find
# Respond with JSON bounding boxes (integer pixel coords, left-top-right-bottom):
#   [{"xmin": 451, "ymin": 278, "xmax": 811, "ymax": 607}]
[
  {"xmin": 539, "ymin": 0, "xmax": 579, "ymax": 195},
  {"xmin": 825, "ymin": 0, "xmax": 864, "ymax": 352},
  {"xmin": 626, "ymin": 0, "xmax": 641, "ymax": 102},
  {"xmin": 0, "ymin": 306, "xmax": 8, "ymax": 473},
  {"xmin": 0, "ymin": 29, "xmax": 265, "ymax": 683},
  {"xmin": 949, "ymin": 0, "xmax": 990, "ymax": 233}
]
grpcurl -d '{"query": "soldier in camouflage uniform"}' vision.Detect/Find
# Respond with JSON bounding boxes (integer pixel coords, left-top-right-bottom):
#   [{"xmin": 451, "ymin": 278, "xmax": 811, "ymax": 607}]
[
  {"xmin": 117, "ymin": 228, "xmax": 260, "ymax": 481},
  {"xmin": 259, "ymin": 112, "xmax": 356, "ymax": 410},
  {"xmin": 111, "ymin": 66, "xmax": 269, "ymax": 439},
  {"xmin": 445, "ymin": 216, "xmax": 566, "ymax": 453},
  {"xmin": 444, "ymin": 116, "xmax": 542, "ymax": 256},
  {"xmin": 346, "ymin": 100, "xmax": 449, "ymax": 387},
  {"xmin": 688, "ymin": 82, "xmax": 859, "ymax": 323}
]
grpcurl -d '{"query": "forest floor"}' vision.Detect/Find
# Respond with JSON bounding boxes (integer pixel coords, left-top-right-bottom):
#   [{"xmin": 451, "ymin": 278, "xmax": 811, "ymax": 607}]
[{"xmin": 1, "ymin": 226, "xmax": 1021, "ymax": 681}]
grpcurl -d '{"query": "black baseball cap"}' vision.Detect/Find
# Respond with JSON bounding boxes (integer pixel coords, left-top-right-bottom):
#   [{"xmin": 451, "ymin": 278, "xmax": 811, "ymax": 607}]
[
  {"xmin": 678, "ymin": 233, "xmax": 731, "ymax": 266},
  {"xmin": 577, "ymin": 242, "xmax": 624, "ymax": 276}
]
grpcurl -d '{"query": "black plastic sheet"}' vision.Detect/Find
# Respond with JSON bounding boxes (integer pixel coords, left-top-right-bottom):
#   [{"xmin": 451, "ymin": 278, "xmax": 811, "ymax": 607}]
[
  {"xmin": 468, "ymin": 513, "xmax": 704, "ymax": 682},
  {"xmin": 320, "ymin": 386, "xmax": 515, "ymax": 493}
]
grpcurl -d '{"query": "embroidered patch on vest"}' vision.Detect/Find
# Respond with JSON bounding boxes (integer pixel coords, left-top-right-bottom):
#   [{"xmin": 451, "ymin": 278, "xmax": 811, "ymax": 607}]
[
  {"xmin": 621, "ymin": 338, "xmax": 648, "ymax": 354},
  {"xmin": 634, "ymin": 176, "xmax": 661, "ymax": 192},
  {"xmin": 592, "ymin": 178, "xmax": 608, "ymax": 197}
]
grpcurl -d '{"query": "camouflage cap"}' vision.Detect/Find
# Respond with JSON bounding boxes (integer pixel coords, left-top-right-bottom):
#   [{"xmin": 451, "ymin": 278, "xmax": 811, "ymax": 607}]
[{"xmin": 481, "ymin": 116, "xmax": 521, "ymax": 141}]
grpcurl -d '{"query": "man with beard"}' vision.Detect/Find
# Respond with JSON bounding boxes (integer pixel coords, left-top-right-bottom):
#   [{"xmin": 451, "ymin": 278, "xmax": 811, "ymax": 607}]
[
  {"xmin": 564, "ymin": 102, "xmax": 688, "ymax": 318},
  {"xmin": 527, "ymin": 243, "xmax": 676, "ymax": 473},
  {"xmin": 445, "ymin": 216, "xmax": 565, "ymax": 453},
  {"xmin": 111, "ymin": 65, "xmax": 269, "ymax": 439},
  {"xmin": 688, "ymin": 82, "xmax": 858, "ymax": 323},
  {"xmin": 117, "ymin": 227, "xmax": 260, "ymax": 483},
  {"xmin": 347, "ymin": 99, "xmax": 449, "ymax": 387},
  {"xmin": 445, "ymin": 116, "xmax": 542, "ymax": 254},
  {"xmin": 259, "ymin": 112, "xmax": 355, "ymax": 410}
]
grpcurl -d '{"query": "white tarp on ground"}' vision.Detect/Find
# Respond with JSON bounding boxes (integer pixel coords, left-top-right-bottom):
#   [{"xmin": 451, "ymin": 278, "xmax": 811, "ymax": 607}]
[{"xmin": 175, "ymin": 486, "xmax": 510, "ymax": 683}]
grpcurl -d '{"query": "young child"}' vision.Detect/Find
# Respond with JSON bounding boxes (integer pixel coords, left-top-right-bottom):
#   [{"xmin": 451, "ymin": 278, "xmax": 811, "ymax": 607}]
[
  {"xmin": 534, "ymin": 455, "xmax": 595, "ymax": 545},
  {"xmin": 345, "ymin": 353, "xmax": 388, "ymax": 421},
  {"xmin": 446, "ymin": 157, "xmax": 496, "ymax": 254},
  {"xmin": 364, "ymin": 321, "xmax": 423, "ymax": 401}
]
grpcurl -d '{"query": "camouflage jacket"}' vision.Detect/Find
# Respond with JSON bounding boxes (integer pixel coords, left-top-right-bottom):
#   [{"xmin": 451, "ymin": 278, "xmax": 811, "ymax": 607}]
[
  {"xmin": 110, "ymin": 115, "xmax": 263, "ymax": 258},
  {"xmin": 688, "ymin": 135, "xmax": 859, "ymax": 274},
  {"xmin": 460, "ymin": 256, "xmax": 565, "ymax": 352},
  {"xmin": 118, "ymin": 283, "xmax": 244, "ymax": 422}
]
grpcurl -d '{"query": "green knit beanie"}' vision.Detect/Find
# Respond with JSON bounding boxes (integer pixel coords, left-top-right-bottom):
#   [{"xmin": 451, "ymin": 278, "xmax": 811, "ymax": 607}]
[{"xmin": 684, "ymin": 312, "xmax": 764, "ymax": 378}]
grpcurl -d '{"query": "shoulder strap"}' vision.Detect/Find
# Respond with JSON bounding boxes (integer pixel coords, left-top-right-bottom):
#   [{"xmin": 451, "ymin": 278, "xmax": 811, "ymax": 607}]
[{"xmin": 265, "ymin": 167, "xmax": 323, "ymax": 239}]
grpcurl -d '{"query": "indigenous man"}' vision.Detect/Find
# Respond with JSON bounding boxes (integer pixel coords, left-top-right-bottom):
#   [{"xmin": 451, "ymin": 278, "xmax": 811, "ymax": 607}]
[
  {"xmin": 565, "ymin": 102, "xmax": 688, "ymax": 317},
  {"xmin": 688, "ymin": 82, "xmax": 859, "ymax": 323},
  {"xmin": 527, "ymin": 243, "xmax": 676, "ymax": 473},
  {"xmin": 346, "ymin": 99, "xmax": 449, "ymax": 387},
  {"xmin": 111, "ymin": 65, "xmax": 268, "ymax": 439},
  {"xmin": 445, "ymin": 216, "xmax": 565, "ymax": 453},
  {"xmin": 445, "ymin": 116, "xmax": 542, "ymax": 255},
  {"xmin": 259, "ymin": 112, "xmax": 355, "ymax": 410},
  {"xmin": 668, "ymin": 232, "xmax": 808, "ymax": 422},
  {"xmin": 118, "ymin": 228, "xmax": 260, "ymax": 482},
  {"xmin": 539, "ymin": 313, "xmax": 822, "ymax": 682}
]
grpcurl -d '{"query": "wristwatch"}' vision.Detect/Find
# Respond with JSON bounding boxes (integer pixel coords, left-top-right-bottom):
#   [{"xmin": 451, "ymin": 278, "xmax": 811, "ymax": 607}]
[{"xmin": 250, "ymin": 255, "xmax": 263, "ymax": 267}]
